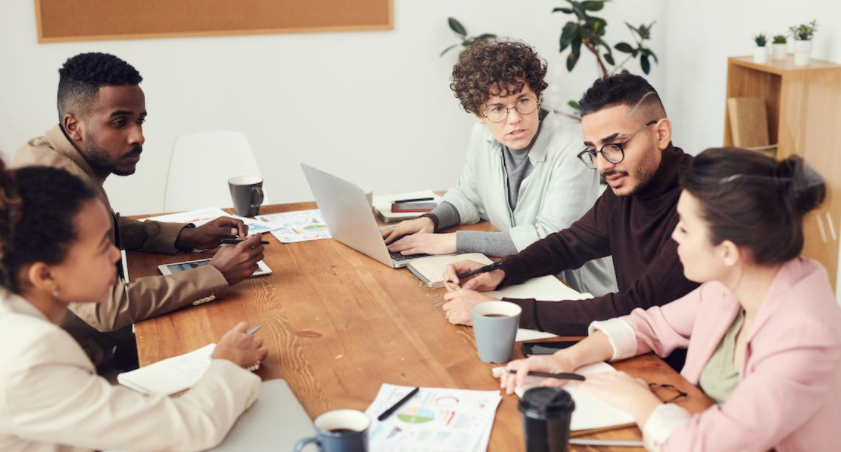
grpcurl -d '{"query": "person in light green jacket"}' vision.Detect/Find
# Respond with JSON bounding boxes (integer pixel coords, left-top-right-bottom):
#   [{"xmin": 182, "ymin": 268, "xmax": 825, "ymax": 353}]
[{"xmin": 382, "ymin": 39, "xmax": 616, "ymax": 296}]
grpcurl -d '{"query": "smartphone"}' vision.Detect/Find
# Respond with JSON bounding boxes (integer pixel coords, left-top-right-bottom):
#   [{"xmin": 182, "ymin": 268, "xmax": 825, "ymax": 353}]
[
  {"xmin": 391, "ymin": 201, "xmax": 437, "ymax": 213},
  {"xmin": 158, "ymin": 258, "xmax": 272, "ymax": 277},
  {"xmin": 521, "ymin": 341, "xmax": 579, "ymax": 357}
]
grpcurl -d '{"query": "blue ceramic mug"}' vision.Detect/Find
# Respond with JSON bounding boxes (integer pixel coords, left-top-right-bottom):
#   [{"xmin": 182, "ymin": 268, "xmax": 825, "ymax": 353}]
[{"xmin": 294, "ymin": 409, "xmax": 370, "ymax": 452}]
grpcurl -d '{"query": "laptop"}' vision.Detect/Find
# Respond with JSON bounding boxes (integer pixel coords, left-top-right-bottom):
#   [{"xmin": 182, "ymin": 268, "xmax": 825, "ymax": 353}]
[{"xmin": 301, "ymin": 163, "xmax": 427, "ymax": 268}]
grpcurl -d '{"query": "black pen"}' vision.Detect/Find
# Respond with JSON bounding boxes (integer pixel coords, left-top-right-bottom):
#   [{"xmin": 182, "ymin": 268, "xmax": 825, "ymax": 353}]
[
  {"xmin": 447, "ymin": 261, "xmax": 503, "ymax": 283},
  {"xmin": 377, "ymin": 387, "xmax": 419, "ymax": 421},
  {"xmin": 393, "ymin": 197, "xmax": 434, "ymax": 203},
  {"xmin": 221, "ymin": 239, "xmax": 270, "ymax": 245},
  {"xmin": 506, "ymin": 369, "xmax": 586, "ymax": 381}
]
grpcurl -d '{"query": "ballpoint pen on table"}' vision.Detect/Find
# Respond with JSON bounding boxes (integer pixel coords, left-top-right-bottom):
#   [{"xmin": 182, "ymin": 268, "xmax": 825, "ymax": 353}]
[
  {"xmin": 377, "ymin": 387, "xmax": 420, "ymax": 421},
  {"xmin": 446, "ymin": 261, "xmax": 503, "ymax": 283},
  {"xmin": 505, "ymin": 369, "xmax": 586, "ymax": 381},
  {"xmin": 221, "ymin": 239, "xmax": 270, "ymax": 245}
]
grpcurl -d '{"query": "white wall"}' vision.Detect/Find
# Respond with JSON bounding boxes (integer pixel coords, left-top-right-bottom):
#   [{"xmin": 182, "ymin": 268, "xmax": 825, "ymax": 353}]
[
  {"xmin": 660, "ymin": 0, "xmax": 841, "ymax": 302},
  {"xmin": 0, "ymin": 0, "xmax": 665, "ymax": 217}
]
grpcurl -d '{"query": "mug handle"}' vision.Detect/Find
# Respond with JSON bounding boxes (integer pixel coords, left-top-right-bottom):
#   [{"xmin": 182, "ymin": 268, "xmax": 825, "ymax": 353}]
[
  {"xmin": 250, "ymin": 186, "xmax": 264, "ymax": 209},
  {"xmin": 294, "ymin": 436, "xmax": 320, "ymax": 452}
]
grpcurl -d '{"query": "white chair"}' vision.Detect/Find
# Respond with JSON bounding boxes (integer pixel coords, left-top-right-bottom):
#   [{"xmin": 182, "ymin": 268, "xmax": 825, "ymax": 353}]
[{"xmin": 163, "ymin": 131, "xmax": 268, "ymax": 213}]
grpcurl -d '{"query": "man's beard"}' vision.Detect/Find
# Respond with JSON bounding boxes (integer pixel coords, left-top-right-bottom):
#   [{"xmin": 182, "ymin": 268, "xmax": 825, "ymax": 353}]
[{"xmin": 85, "ymin": 141, "xmax": 142, "ymax": 177}]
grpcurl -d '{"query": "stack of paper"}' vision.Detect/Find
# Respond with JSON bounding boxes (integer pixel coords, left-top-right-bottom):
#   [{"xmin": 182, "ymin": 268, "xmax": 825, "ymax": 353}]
[
  {"xmin": 488, "ymin": 275, "xmax": 593, "ymax": 341},
  {"xmin": 141, "ymin": 207, "xmax": 281, "ymax": 235},
  {"xmin": 254, "ymin": 209, "xmax": 332, "ymax": 243},
  {"xmin": 118, "ymin": 344, "xmax": 216, "ymax": 395},
  {"xmin": 365, "ymin": 384, "xmax": 501, "ymax": 452},
  {"xmin": 493, "ymin": 362, "xmax": 635, "ymax": 432}
]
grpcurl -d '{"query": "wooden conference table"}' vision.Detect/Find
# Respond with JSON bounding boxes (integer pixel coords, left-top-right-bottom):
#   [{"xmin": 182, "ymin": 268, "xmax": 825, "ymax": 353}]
[{"xmin": 130, "ymin": 202, "xmax": 713, "ymax": 452}]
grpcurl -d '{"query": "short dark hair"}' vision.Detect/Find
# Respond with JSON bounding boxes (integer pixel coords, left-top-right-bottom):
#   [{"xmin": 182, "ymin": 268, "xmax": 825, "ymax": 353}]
[
  {"xmin": 578, "ymin": 73, "xmax": 665, "ymax": 119},
  {"xmin": 57, "ymin": 52, "xmax": 143, "ymax": 120},
  {"xmin": 450, "ymin": 39, "xmax": 548, "ymax": 114},
  {"xmin": 0, "ymin": 159, "xmax": 97, "ymax": 293},
  {"xmin": 681, "ymin": 148, "xmax": 826, "ymax": 265}
]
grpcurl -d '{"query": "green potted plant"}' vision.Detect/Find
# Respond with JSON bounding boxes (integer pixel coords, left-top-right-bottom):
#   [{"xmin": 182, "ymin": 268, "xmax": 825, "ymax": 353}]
[
  {"xmin": 771, "ymin": 34, "xmax": 787, "ymax": 60},
  {"xmin": 789, "ymin": 20, "xmax": 818, "ymax": 66},
  {"xmin": 753, "ymin": 33, "xmax": 768, "ymax": 64},
  {"xmin": 440, "ymin": 17, "xmax": 496, "ymax": 57}
]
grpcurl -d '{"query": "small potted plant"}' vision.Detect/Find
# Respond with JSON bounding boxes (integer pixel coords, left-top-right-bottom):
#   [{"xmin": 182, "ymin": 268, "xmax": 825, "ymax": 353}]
[
  {"xmin": 771, "ymin": 34, "xmax": 787, "ymax": 60},
  {"xmin": 789, "ymin": 20, "xmax": 818, "ymax": 66},
  {"xmin": 753, "ymin": 33, "xmax": 768, "ymax": 64}
]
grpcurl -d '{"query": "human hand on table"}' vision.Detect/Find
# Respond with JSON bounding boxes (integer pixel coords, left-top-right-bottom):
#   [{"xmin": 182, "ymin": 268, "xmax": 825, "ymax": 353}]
[
  {"xmin": 381, "ymin": 217, "xmax": 434, "ymax": 244},
  {"xmin": 209, "ymin": 233, "xmax": 265, "ymax": 285},
  {"xmin": 496, "ymin": 353, "xmax": 576, "ymax": 395},
  {"xmin": 387, "ymin": 232, "xmax": 456, "ymax": 255},
  {"xmin": 442, "ymin": 289, "xmax": 499, "ymax": 325},
  {"xmin": 442, "ymin": 260, "xmax": 505, "ymax": 292},
  {"xmin": 176, "ymin": 216, "xmax": 248, "ymax": 250},
  {"xmin": 577, "ymin": 371, "xmax": 662, "ymax": 423},
  {"xmin": 213, "ymin": 321, "xmax": 269, "ymax": 367}
]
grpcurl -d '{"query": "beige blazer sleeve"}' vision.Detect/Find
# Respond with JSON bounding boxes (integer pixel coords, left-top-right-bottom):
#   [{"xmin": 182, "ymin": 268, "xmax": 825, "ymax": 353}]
[
  {"xmin": 67, "ymin": 265, "xmax": 229, "ymax": 333},
  {"xmin": 6, "ymin": 326, "xmax": 260, "ymax": 452},
  {"xmin": 117, "ymin": 214, "xmax": 188, "ymax": 254}
]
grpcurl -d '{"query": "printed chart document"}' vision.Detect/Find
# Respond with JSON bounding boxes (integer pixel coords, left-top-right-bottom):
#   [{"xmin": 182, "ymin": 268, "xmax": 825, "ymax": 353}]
[
  {"xmin": 373, "ymin": 190, "xmax": 443, "ymax": 223},
  {"xmin": 493, "ymin": 362, "xmax": 635, "ymax": 432},
  {"xmin": 488, "ymin": 275, "xmax": 593, "ymax": 342},
  {"xmin": 254, "ymin": 209, "xmax": 332, "ymax": 243},
  {"xmin": 366, "ymin": 384, "xmax": 501, "ymax": 452},
  {"xmin": 117, "ymin": 344, "xmax": 216, "ymax": 395},
  {"xmin": 141, "ymin": 207, "xmax": 281, "ymax": 235}
]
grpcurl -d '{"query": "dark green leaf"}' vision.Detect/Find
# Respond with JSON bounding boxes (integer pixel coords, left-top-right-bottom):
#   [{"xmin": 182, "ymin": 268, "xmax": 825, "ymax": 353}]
[
  {"xmin": 621, "ymin": 69, "xmax": 630, "ymax": 74},
  {"xmin": 448, "ymin": 17, "xmax": 467, "ymax": 37},
  {"xmin": 592, "ymin": 18, "xmax": 607, "ymax": 36},
  {"xmin": 568, "ymin": 100, "xmax": 581, "ymax": 110},
  {"xmin": 582, "ymin": 1, "xmax": 604, "ymax": 11},
  {"xmin": 571, "ymin": 2, "xmax": 586, "ymax": 18},
  {"xmin": 614, "ymin": 42, "xmax": 634, "ymax": 53},
  {"xmin": 603, "ymin": 52, "xmax": 615, "ymax": 65},
  {"xmin": 475, "ymin": 33, "xmax": 497, "ymax": 40},
  {"xmin": 647, "ymin": 49, "xmax": 659, "ymax": 64},
  {"xmin": 552, "ymin": 7, "xmax": 575, "ymax": 14},
  {"xmin": 559, "ymin": 22, "xmax": 578, "ymax": 51},
  {"xmin": 440, "ymin": 44, "xmax": 459, "ymax": 57},
  {"xmin": 566, "ymin": 37, "xmax": 582, "ymax": 71},
  {"xmin": 640, "ymin": 55, "xmax": 651, "ymax": 74}
]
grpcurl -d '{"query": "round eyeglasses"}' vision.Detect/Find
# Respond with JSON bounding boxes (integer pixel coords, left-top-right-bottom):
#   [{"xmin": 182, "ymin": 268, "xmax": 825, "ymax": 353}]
[
  {"xmin": 576, "ymin": 120, "xmax": 658, "ymax": 169},
  {"xmin": 481, "ymin": 95, "xmax": 540, "ymax": 123}
]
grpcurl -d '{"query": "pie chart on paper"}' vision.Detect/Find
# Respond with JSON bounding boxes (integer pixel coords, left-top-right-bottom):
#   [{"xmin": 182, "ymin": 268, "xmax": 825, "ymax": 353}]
[{"xmin": 397, "ymin": 407, "xmax": 435, "ymax": 424}]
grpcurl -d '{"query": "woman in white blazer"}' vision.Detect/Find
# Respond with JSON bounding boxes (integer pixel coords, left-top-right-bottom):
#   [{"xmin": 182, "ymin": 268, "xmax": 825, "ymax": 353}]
[{"xmin": 0, "ymin": 160, "xmax": 268, "ymax": 452}]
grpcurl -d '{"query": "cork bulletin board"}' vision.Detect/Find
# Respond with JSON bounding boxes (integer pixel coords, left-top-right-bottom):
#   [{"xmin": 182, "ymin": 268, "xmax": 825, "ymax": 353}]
[{"xmin": 35, "ymin": 0, "xmax": 393, "ymax": 43}]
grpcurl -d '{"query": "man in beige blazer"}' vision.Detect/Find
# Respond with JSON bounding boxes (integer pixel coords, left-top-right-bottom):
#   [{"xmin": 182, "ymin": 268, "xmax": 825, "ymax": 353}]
[{"xmin": 12, "ymin": 52, "xmax": 265, "ymax": 371}]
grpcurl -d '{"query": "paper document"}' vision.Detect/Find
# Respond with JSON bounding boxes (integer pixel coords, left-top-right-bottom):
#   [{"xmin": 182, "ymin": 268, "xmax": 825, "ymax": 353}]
[
  {"xmin": 488, "ymin": 275, "xmax": 593, "ymax": 341},
  {"xmin": 373, "ymin": 190, "xmax": 443, "ymax": 223},
  {"xmin": 141, "ymin": 207, "xmax": 281, "ymax": 235},
  {"xmin": 117, "ymin": 344, "xmax": 216, "ymax": 395},
  {"xmin": 493, "ymin": 362, "xmax": 635, "ymax": 431},
  {"xmin": 366, "ymin": 384, "xmax": 501, "ymax": 452},
  {"xmin": 255, "ymin": 209, "xmax": 332, "ymax": 243}
]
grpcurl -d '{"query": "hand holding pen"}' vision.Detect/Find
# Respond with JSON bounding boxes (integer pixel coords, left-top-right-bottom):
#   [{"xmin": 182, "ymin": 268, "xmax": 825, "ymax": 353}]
[
  {"xmin": 443, "ymin": 260, "xmax": 506, "ymax": 292},
  {"xmin": 212, "ymin": 321, "xmax": 268, "ymax": 369},
  {"xmin": 497, "ymin": 354, "xmax": 581, "ymax": 395}
]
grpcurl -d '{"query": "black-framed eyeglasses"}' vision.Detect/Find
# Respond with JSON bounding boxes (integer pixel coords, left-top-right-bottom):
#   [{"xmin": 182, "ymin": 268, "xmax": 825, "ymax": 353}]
[
  {"xmin": 481, "ymin": 95, "xmax": 540, "ymax": 123},
  {"xmin": 576, "ymin": 120, "xmax": 658, "ymax": 169},
  {"xmin": 648, "ymin": 383, "xmax": 688, "ymax": 404}
]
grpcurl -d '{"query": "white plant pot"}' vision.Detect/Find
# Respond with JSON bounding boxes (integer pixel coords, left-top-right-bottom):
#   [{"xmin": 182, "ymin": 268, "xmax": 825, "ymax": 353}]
[
  {"xmin": 753, "ymin": 46, "xmax": 768, "ymax": 64},
  {"xmin": 793, "ymin": 40, "xmax": 812, "ymax": 66},
  {"xmin": 771, "ymin": 43, "xmax": 787, "ymax": 60}
]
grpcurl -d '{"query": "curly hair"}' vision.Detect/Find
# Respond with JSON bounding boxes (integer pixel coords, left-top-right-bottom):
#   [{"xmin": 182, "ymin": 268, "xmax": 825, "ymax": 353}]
[
  {"xmin": 0, "ymin": 158, "xmax": 96, "ymax": 293},
  {"xmin": 450, "ymin": 39, "xmax": 548, "ymax": 115},
  {"xmin": 57, "ymin": 52, "xmax": 143, "ymax": 120}
]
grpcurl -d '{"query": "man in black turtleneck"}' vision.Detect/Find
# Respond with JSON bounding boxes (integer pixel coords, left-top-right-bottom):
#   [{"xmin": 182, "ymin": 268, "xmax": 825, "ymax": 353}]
[{"xmin": 442, "ymin": 74, "xmax": 700, "ymax": 341}]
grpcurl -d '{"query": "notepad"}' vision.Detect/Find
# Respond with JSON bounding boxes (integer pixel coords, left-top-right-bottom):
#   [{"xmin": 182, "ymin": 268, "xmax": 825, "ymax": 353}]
[
  {"xmin": 493, "ymin": 362, "xmax": 635, "ymax": 432},
  {"xmin": 117, "ymin": 344, "xmax": 216, "ymax": 395},
  {"xmin": 406, "ymin": 253, "xmax": 493, "ymax": 288}
]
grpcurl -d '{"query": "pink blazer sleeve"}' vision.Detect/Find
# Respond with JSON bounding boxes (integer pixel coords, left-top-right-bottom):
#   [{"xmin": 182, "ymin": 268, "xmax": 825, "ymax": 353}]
[{"xmin": 621, "ymin": 284, "xmax": 702, "ymax": 357}]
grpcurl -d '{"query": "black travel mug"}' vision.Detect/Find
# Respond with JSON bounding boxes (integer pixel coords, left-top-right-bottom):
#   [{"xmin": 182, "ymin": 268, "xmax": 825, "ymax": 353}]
[{"xmin": 519, "ymin": 387, "xmax": 575, "ymax": 452}]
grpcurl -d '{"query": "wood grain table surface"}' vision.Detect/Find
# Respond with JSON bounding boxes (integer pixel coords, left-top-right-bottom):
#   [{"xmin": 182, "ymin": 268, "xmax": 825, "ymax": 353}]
[{"xmin": 130, "ymin": 202, "xmax": 713, "ymax": 451}]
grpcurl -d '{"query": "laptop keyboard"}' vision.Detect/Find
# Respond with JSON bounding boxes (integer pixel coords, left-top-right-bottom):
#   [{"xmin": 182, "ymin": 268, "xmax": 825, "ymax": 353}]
[{"xmin": 390, "ymin": 251, "xmax": 429, "ymax": 261}]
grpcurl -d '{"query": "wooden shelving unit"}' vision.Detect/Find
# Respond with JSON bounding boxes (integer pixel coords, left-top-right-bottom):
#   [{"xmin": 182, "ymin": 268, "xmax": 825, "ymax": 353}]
[{"xmin": 724, "ymin": 55, "xmax": 841, "ymax": 290}]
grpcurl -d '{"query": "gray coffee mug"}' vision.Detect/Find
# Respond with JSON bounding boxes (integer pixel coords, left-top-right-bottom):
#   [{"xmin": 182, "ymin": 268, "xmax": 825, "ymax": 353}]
[
  {"xmin": 471, "ymin": 301, "xmax": 522, "ymax": 363},
  {"xmin": 294, "ymin": 409, "xmax": 370, "ymax": 452},
  {"xmin": 228, "ymin": 176, "xmax": 264, "ymax": 217}
]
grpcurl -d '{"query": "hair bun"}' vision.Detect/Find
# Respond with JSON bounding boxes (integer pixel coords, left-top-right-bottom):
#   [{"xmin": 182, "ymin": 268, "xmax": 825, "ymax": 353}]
[{"xmin": 776, "ymin": 156, "xmax": 826, "ymax": 218}]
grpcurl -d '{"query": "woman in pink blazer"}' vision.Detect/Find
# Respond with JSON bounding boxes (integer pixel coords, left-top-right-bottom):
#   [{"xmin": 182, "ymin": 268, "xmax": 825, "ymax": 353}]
[
  {"xmin": 500, "ymin": 148, "xmax": 841, "ymax": 452},
  {"xmin": 0, "ymin": 161, "xmax": 269, "ymax": 452}
]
